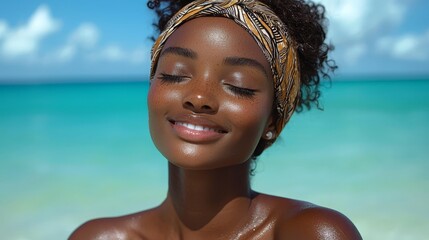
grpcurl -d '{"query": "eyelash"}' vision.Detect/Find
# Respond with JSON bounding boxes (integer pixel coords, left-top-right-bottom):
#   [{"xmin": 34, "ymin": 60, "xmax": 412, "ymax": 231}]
[
  {"xmin": 158, "ymin": 73, "xmax": 256, "ymax": 98},
  {"xmin": 227, "ymin": 84, "xmax": 256, "ymax": 98},
  {"xmin": 158, "ymin": 73, "xmax": 187, "ymax": 83}
]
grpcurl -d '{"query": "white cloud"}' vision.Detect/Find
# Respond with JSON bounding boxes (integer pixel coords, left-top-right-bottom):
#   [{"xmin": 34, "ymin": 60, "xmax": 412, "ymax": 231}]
[
  {"xmin": 69, "ymin": 23, "xmax": 99, "ymax": 49},
  {"xmin": 344, "ymin": 43, "xmax": 367, "ymax": 63},
  {"xmin": 88, "ymin": 45, "xmax": 150, "ymax": 64},
  {"xmin": 0, "ymin": 5, "xmax": 61, "ymax": 58},
  {"xmin": 377, "ymin": 30, "xmax": 429, "ymax": 61},
  {"xmin": 55, "ymin": 44, "xmax": 76, "ymax": 62},
  {"xmin": 100, "ymin": 45, "xmax": 125, "ymax": 61},
  {"xmin": 319, "ymin": 0, "xmax": 405, "ymax": 42},
  {"xmin": 129, "ymin": 47, "xmax": 148, "ymax": 64},
  {"xmin": 323, "ymin": 1, "xmax": 367, "ymax": 37},
  {"xmin": 0, "ymin": 20, "xmax": 8, "ymax": 39},
  {"xmin": 317, "ymin": 0, "xmax": 407, "ymax": 64},
  {"xmin": 51, "ymin": 23, "xmax": 99, "ymax": 62},
  {"xmin": 38, "ymin": 22, "xmax": 149, "ymax": 65}
]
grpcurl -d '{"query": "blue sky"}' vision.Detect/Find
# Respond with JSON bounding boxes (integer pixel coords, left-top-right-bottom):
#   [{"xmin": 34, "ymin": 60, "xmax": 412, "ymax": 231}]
[{"xmin": 0, "ymin": 0, "xmax": 428, "ymax": 82}]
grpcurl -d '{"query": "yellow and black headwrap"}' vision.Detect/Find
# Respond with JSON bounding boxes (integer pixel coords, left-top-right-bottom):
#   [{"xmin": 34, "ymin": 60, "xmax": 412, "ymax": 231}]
[{"xmin": 150, "ymin": 0, "xmax": 301, "ymax": 136}]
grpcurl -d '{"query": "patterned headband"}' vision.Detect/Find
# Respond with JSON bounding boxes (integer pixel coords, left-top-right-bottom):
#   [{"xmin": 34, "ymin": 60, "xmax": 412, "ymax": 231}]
[{"xmin": 150, "ymin": 0, "xmax": 301, "ymax": 136}]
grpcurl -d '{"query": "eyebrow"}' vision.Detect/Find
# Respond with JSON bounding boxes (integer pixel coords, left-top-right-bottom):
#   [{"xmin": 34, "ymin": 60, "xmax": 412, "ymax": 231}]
[
  {"xmin": 159, "ymin": 47, "xmax": 269, "ymax": 77},
  {"xmin": 160, "ymin": 47, "xmax": 198, "ymax": 59},
  {"xmin": 223, "ymin": 57, "xmax": 269, "ymax": 78}
]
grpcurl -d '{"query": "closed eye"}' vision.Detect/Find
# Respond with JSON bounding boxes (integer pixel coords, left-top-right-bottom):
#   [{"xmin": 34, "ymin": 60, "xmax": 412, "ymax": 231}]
[
  {"xmin": 158, "ymin": 73, "xmax": 189, "ymax": 83},
  {"xmin": 226, "ymin": 84, "xmax": 256, "ymax": 98}
]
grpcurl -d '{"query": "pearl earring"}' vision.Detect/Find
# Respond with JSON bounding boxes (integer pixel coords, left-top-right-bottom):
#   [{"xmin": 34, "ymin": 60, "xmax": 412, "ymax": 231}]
[{"xmin": 265, "ymin": 131, "xmax": 274, "ymax": 140}]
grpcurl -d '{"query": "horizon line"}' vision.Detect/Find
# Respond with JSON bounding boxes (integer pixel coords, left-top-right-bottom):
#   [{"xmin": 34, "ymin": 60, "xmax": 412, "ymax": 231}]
[{"xmin": 0, "ymin": 73, "xmax": 429, "ymax": 85}]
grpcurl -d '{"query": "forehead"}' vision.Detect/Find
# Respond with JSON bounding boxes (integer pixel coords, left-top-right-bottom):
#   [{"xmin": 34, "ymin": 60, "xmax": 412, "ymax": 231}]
[{"xmin": 161, "ymin": 17, "xmax": 270, "ymax": 67}]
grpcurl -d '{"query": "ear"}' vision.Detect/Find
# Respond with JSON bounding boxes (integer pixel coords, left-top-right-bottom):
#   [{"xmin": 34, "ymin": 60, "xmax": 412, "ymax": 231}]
[{"xmin": 262, "ymin": 115, "xmax": 277, "ymax": 141}]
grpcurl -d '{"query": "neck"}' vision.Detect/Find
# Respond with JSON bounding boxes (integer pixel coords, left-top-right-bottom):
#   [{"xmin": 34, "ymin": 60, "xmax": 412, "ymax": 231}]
[{"xmin": 163, "ymin": 161, "xmax": 253, "ymax": 232}]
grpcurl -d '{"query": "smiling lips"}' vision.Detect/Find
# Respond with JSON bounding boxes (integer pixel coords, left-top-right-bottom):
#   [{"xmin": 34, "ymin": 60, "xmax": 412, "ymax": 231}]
[
  {"xmin": 168, "ymin": 116, "xmax": 227, "ymax": 143},
  {"xmin": 175, "ymin": 121, "xmax": 225, "ymax": 133}
]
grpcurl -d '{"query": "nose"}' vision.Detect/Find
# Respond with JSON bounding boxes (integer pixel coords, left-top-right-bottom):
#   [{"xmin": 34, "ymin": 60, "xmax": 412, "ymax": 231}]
[{"xmin": 182, "ymin": 83, "xmax": 219, "ymax": 114}]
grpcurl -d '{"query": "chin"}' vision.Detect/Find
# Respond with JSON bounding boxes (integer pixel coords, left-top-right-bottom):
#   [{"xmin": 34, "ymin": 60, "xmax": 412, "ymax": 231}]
[{"xmin": 159, "ymin": 143, "xmax": 252, "ymax": 171}]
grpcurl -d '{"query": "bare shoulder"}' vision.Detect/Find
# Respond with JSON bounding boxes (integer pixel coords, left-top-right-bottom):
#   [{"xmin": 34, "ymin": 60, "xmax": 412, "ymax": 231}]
[
  {"xmin": 68, "ymin": 216, "xmax": 139, "ymax": 240},
  {"xmin": 274, "ymin": 199, "xmax": 362, "ymax": 240},
  {"xmin": 68, "ymin": 209, "xmax": 159, "ymax": 240}
]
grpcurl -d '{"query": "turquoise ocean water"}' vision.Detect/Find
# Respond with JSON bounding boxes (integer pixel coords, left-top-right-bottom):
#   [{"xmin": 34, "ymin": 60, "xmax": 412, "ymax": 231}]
[{"xmin": 0, "ymin": 78, "xmax": 428, "ymax": 239}]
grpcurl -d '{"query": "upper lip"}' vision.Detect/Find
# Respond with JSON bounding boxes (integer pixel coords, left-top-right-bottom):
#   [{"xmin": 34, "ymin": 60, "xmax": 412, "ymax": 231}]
[{"xmin": 167, "ymin": 114, "xmax": 229, "ymax": 133}]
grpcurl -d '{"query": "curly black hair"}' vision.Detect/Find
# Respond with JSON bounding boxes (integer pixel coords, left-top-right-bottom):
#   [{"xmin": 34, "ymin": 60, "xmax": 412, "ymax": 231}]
[{"xmin": 147, "ymin": 0, "xmax": 337, "ymax": 161}]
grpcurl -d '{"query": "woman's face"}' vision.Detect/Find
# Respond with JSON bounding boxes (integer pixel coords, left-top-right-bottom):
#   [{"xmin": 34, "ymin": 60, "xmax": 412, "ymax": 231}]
[{"xmin": 148, "ymin": 17, "xmax": 274, "ymax": 170}]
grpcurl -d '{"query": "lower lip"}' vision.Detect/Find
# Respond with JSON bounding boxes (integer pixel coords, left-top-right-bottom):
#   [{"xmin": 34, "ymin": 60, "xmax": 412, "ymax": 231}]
[{"xmin": 170, "ymin": 122, "xmax": 226, "ymax": 143}]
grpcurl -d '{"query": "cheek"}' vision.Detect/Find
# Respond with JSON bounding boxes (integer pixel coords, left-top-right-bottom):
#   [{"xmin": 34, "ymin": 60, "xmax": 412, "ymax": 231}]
[
  {"xmin": 148, "ymin": 82, "xmax": 180, "ymax": 110},
  {"xmin": 147, "ymin": 84, "xmax": 161, "ymax": 144},
  {"xmin": 224, "ymin": 98, "xmax": 272, "ymax": 129},
  {"xmin": 223, "ymin": 98, "xmax": 273, "ymax": 153},
  {"xmin": 147, "ymin": 83, "xmax": 158, "ymax": 111},
  {"xmin": 147, "ymin": 83, "xmax": 180, "ymax": 143}
]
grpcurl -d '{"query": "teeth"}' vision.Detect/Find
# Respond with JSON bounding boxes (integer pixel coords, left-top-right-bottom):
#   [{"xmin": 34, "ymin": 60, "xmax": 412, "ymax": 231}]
[{"xmin": 176, "ymin": 122, "xmax": 218, "ymax": 132}]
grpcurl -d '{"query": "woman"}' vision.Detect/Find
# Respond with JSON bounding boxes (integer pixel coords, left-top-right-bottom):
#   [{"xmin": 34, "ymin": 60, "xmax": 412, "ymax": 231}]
[{"xmin": 70, "ymin": 0, "xmax": 362, "ymax": 239}]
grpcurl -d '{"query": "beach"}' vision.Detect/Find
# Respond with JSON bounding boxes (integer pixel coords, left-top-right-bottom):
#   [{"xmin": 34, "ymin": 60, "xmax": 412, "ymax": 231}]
[{"xmin": 0, "ymin": 78, "xmax": 428, "ymax": 239}]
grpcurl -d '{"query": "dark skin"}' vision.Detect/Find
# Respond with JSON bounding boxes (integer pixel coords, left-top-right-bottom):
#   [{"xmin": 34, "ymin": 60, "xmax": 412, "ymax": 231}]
[{"xmin": 69, "ymin": 17, "xmax": 362, "ymax": 240}]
